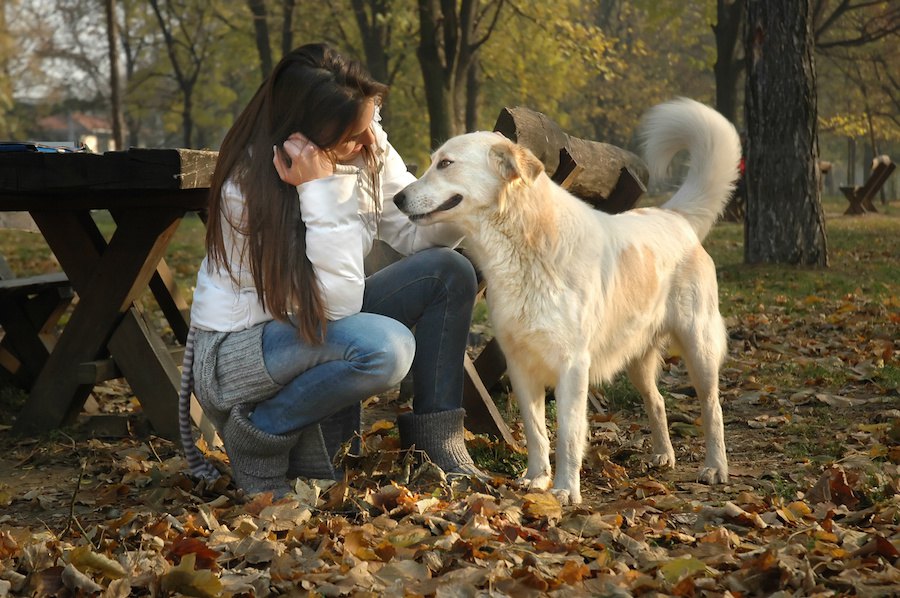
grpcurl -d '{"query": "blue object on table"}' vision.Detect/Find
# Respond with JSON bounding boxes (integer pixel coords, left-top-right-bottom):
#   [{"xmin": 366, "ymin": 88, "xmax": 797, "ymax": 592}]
[{"xmin": 0, "ymin": 142, "xmax": 87, "ymax": 153}]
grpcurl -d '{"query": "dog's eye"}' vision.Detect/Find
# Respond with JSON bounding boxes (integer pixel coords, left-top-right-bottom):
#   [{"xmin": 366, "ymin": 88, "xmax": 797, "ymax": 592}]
[{"xmin": 437, "ymin": 158, "xmax": 453, "ymax": 169}]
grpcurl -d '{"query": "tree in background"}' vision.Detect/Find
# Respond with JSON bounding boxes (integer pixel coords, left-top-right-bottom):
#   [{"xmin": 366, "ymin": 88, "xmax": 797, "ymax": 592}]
[
  {"xmin": 814, "ymin": 0, "xmax": 899, "ymax": 188},
  {"xmin": 585, "ymin": 1, "xmax": 715, "ymax": 148},
  {"xmin": 744, "ymin": 0, "xmax": 827, "ymax": 266},
  {"xmin": 713, "ymin": 0, "xmax": 745, "ymax": 125},
  {"xmin": 148, "ymin": 0, "xmax": 222, "ymax": 148},
  {"xmin": 105, "ymin": 0, "xmax": 125, "ymax": 149},
  {"xmin": 415, "ymin": 0, "xmax": 506, "ymax": 149}
]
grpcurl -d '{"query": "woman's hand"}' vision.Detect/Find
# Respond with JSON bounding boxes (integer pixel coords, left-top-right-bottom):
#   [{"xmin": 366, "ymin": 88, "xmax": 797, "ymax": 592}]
[{"xmin": 273, "ymin": 133, "xmax": 333, "ymax": 186}]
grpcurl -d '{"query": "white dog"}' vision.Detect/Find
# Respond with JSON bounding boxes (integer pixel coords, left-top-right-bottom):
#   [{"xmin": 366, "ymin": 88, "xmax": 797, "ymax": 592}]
[{"xmin": 394, "ymin": 98, "xmax": 741, "ymax": 504}]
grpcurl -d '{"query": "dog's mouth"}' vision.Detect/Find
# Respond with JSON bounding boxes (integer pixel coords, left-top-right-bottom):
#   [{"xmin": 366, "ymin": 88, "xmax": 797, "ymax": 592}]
[{"xmin": 409, "ymin": 194, "xmax": 463, "ymax": 222}]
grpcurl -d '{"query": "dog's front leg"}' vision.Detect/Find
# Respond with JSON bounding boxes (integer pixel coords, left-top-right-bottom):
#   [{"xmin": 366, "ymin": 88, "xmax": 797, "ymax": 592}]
[
  {"xmin": 552, "ymin": 357, "xmax": 591, "ymax": 505},
  {"xmin": 507, "ymin": 361, "xmax": 552, "ymax": 491}
]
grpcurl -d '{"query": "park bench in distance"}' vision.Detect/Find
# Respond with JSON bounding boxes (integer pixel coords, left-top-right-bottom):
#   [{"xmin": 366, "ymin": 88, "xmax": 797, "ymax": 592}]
[{"xmin": 841, "ymin": 155, "xmax": 895, "ymax": 215}]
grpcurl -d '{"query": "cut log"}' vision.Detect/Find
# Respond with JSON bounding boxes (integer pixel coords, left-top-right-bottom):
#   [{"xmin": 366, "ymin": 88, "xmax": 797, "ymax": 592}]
[{"xmin": 493, "ymin": 106, "xmax": 649, "ymax": 213}]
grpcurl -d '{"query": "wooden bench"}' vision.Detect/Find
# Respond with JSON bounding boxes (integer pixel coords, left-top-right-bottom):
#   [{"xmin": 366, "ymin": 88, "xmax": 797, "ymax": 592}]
[
  {"xmin": 0, "ymin": 256, "xmax": 73, "ymax": 389},
  {"xmin": 841, "ymin": 155, "xmax": 895, "ymax": 215}
]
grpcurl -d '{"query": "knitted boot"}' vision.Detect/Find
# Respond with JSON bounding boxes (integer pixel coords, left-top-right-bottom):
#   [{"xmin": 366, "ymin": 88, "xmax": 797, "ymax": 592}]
[
  {"xmin": 221, "ymin": 407, "xmax": 298, "ymax": 497},
  {"xmin": 287, "ymin": 404, "xmax": 361, "ymax": 480},
  {"xmin": 397, "ymin": 408, "xmax": 488, "ymax": 480}
]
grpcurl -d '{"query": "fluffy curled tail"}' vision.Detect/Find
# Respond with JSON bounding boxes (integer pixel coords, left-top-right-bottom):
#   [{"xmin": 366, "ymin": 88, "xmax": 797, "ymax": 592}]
[
  {"xmin": 178, "ymin": 326, "xmax": 220, "ymax": 481},
  {"xmin": 640, "ymin": 97, "xmax": 742, "ymax": 241}
]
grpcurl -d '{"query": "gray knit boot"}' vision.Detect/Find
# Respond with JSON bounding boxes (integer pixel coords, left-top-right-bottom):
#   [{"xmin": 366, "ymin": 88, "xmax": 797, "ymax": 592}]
[
  {"xmin": 397, "ymin": 408, "xmax": 489, "ymax": 480},
  {"xmin": 287, "ymin": 404, "xmax": 361, "ymax": 480},
  {"xmin": 221, "ymin": 407, "xmax": 298, "ymax": 497}
]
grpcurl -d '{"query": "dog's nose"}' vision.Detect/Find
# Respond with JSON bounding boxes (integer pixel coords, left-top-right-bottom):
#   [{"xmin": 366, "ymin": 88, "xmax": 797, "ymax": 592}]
[{"xmin": 393, "ymin": 190, "xmax": 407, "ymax": 211}]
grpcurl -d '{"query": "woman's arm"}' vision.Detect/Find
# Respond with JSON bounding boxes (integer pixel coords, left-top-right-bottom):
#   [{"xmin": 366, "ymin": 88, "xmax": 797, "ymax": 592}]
[{"xmin": 298, "ymin": 175, "xmax": 367, "ymax": 320}]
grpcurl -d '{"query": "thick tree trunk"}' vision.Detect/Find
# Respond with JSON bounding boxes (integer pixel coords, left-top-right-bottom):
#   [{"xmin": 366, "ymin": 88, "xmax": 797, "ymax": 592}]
[
  {"xmin": 713, "ymin": 0, "xmax": 744, "ymax": 124},
  {"xmin": 744, "ymin": 0, "xmax": 827, "ymax": 266}
]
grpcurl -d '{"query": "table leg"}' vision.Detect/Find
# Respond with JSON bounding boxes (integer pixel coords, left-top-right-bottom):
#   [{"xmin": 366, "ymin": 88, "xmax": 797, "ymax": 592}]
[
  {"xmin": 14, "ymin": 209, "xmax": 182, "ymax": 434},
  {"xmin": 107, "ymin": 306, "xmax": 181, "ymax": 440},
  {"xmin": 110, "ymin": 212, "xmax": 191, "ymax": 344},
  {"xmin": 149, "ymin": 260, "xmax": 191, "ymax": 344}
]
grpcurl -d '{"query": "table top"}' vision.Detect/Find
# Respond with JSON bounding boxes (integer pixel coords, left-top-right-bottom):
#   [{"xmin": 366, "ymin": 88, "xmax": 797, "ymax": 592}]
[{"xmin": 0, "ymin": 148, "xmax": 218, "ymax": 211}]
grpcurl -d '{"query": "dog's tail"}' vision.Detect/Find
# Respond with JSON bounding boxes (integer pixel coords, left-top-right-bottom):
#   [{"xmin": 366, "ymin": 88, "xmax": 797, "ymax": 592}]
[{"xmin": 640, "ymin": 98, "xmax": 741, "ymax": 242}]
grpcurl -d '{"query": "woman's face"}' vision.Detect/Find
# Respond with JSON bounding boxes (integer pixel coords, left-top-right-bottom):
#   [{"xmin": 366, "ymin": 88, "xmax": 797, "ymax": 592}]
[{"xmin": 332, "ymin": 99, "xmax": 376, "ymax": 163}]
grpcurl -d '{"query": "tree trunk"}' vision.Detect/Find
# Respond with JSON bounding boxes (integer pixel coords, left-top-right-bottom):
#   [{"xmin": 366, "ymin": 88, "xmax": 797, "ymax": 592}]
[
  {"xmin": 247, "ymin": 0, "xmax": 272, "ymax": 80},
  {"xmin": 281, "ymin": 0, "xmax": 295, "ymax": 58},
  {"xmin": 713, "ymin": 0, "xmax": 744, "ymax": 124},
  {"xmin": 182, "ymin": 91, "xmax": 193, "ymax": 149},
  {"xmin": 417, "ymin": 0, "xmax": 453, "ymax": 147},
  {"xmin": 465, "ymin": 58, "xmax": 479, "ymax": 132},
  {"xmin": 744, "ymin": 0, "xmax": 827, "ymax": 266},
  {"xmin": 351, "ymin": 0, "xmax": 392, "ymax": 130},
  {"xmin": 105, "ymin": 0, "xmax": 126, "ymax": 150}
]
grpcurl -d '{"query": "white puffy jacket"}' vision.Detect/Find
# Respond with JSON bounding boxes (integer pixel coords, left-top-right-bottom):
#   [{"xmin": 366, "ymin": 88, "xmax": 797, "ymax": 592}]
[{"xmin": 190, "ymin": 119, "xmax": 461, "ymax": 331}]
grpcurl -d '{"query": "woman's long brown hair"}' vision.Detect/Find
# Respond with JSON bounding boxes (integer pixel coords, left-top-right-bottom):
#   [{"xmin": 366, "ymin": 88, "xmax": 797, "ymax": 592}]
[{"xmin": 206, "ymin": 43, "xmax": 387, "ymax": 343}]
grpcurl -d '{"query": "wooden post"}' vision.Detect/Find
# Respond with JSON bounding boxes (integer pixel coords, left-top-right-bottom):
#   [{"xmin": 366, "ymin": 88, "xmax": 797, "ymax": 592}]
[{"xmin": 493, "ymin": 106, "xmax": 649, "ymax": 213}]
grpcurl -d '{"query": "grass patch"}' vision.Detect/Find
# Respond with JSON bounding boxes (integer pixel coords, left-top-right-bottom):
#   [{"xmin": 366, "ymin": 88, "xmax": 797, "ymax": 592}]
[
  {"xmin": 598, "ymin": 373, "xmax": 644, "ymax": 412},
  {"xmin": 707, "ymin": 194, "xmax": 899, "ymax": 319}
]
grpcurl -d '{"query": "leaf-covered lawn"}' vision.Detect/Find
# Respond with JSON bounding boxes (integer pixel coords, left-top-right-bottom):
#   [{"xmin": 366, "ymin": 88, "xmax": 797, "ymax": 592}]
[{"xmin": 0, "ymin": 201, "xmax": 898, "ymax": 596}]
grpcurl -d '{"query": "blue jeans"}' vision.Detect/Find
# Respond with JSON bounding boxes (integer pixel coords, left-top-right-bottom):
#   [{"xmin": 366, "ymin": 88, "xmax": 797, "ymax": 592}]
[{"xmin": 249, "ymin": 247, "xmax": 477, "ymax": 435}]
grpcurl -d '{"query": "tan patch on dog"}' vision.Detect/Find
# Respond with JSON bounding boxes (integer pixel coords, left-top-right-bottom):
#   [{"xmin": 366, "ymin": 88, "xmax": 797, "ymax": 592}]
[{"xmin": 616, "ymin": 245, "xmax": 659, "ymax": 310}]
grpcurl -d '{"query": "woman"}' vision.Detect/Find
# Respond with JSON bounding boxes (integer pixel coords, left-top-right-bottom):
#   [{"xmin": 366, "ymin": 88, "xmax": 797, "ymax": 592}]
[{"xmin": 178, "ymin": 43, "xmax": 484, "ymax": 496}]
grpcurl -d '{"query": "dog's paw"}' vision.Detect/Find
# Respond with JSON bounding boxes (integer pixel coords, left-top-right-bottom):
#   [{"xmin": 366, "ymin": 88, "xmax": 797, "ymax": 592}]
[
  {"xmin": 550, "ymin": 487, "xmax": 576, "ymax": 505},
  {"xmin": 518, "ymin": 473, "xmax": 552, "ymax": 491},
  {"xmin": 698, "ymin": 466, "xmax": 728, "ymax": 485},
  {"xmin": 549, "ymin": 487, "xmax": 582, "ymax": 505},
  {"xmin": 649, "ymin": 452, "xmax": 676, "ymax": 469}
]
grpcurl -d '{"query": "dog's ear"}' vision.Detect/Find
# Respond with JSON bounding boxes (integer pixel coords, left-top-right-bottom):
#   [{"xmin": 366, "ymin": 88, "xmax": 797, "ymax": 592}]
[{"xmin": 490, "ymin": 142, "xmax": 544, "ymax": 185}]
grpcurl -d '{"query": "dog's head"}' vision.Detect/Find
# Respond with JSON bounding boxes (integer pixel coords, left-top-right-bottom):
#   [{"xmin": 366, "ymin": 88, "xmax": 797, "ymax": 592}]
[{"xmin": 394, "ymin": 132, "xmax": 545, "ymax": 226}]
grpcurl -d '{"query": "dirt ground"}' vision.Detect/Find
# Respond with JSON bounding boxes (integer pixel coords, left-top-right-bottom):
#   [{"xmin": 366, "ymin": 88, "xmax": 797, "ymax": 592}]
[{"xmin": 0, "ymin": 359, "xmax": 895, "ymax": 530}]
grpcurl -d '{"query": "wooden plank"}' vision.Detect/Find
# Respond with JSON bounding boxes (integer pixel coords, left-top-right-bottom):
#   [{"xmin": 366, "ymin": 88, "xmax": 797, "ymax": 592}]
[
  {"xmin": 0, "ymin": 272, "xmax": 69, "ymax": 295},
  {"xmin": 0, "ymin": 188, "xmax": 209, "ymax": 212},
  {"xmin": 463, "ymin": 354, "xmax": 519, "ymax": 447},
  {"xmin": 0, "ymin": 149, "xmax": 217, "ymax": 193},
  {"xmin": 106, "ymin": 307, "xmax": 181, "ymax": 440},
  {"xmin": 78, "ymin": 345, "xmax": 185, "ymax": 385}
]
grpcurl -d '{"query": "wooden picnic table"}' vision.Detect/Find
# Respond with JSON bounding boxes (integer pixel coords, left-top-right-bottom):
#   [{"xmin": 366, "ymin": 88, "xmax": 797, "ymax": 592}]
[{"xmin": 0, "ymin": 148, "xmax": 215, "ymax": 439}]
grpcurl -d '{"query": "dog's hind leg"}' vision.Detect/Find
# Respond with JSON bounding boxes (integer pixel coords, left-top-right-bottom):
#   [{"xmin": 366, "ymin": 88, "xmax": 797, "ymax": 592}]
[
  {"xmin": 626, "ymin": 348, "xmax": 676, "ymax": 469},
  {"xmin": 678, "ymin": 316, "xmax": 729, "ymax": 484},
  {"xmin": 507, "ymin": 361, "xmax": 552, "ymax": 491},
  {"xmin": 552, "ymin": 356, "xmax": 591, "ymax": 505}
]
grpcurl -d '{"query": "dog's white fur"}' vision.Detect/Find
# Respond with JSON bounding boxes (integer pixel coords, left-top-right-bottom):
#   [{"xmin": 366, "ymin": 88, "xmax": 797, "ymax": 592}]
[{"xmin": 395, "ymin": 98, "xmax": 741, "ymax": 504}]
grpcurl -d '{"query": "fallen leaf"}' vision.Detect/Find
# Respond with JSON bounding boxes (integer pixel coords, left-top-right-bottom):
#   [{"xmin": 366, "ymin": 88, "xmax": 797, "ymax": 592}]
[
  {"xmin": 522, "ymin": 492, "xmax": 562, "ymax": 523},
  {"xmin": 160, "ymin": 553, "xmax": 223, "ymax": 598},
  {"xmin": 69, "ymin": 545, "xmax": 127, "ymax": 579},
  {"xmin": 659, "ymin": 556, "xmax": 708, "ymax": 585},
  {"xmin": 61, "ymin": 563, "xmax": 102, "ymax": 594}
]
